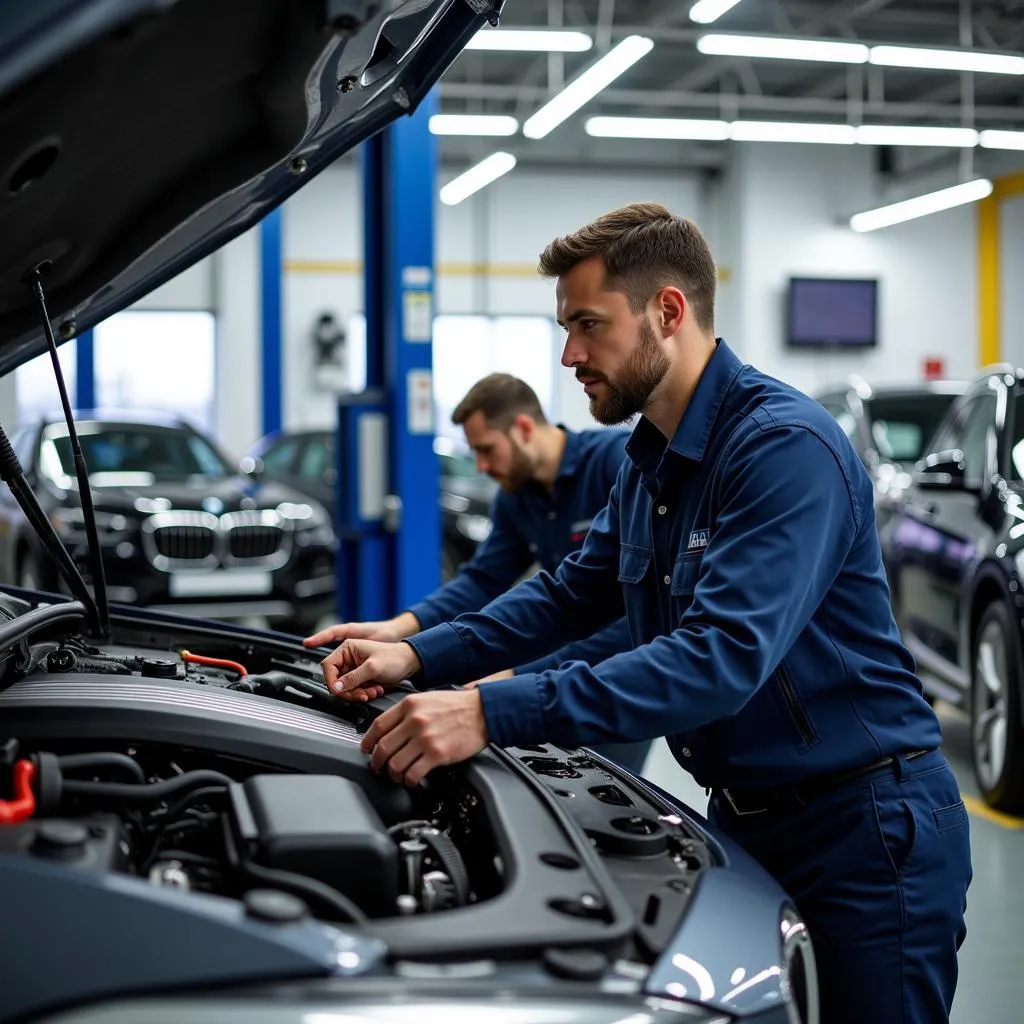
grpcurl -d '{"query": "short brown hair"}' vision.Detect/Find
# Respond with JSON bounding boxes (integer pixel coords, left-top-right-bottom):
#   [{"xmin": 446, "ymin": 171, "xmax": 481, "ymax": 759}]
[
  {"xmin": 538, "ymin": 202, "xmax": 717, "ymax": 332},
  {"xmin": 451, "ymin": 373, "xmax": 547, "ymax": 430}
]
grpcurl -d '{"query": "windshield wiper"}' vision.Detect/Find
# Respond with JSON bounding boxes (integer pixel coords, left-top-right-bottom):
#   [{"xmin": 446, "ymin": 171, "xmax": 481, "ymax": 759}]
[{"xmin": 0, "ymin": 265, "xmax": 111, "ymax": 640}]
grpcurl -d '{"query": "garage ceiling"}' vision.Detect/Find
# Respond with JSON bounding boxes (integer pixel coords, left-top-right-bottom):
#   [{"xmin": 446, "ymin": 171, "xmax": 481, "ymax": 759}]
[{"xmin": 436, "ymin": 1, "xmax": 1024, "ymax": 174}]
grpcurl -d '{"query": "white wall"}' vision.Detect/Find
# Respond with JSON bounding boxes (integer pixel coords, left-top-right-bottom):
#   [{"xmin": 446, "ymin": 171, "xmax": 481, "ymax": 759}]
[{"xmin": 717, "ymin": 143, "xmax": 980, "ymax": 395}]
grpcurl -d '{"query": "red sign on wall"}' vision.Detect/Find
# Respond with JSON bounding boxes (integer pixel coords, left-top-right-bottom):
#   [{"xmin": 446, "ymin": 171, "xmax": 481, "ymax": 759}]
[{"xmin": 923, "ymin": 358, "xmax": 945, "ymax": 381}]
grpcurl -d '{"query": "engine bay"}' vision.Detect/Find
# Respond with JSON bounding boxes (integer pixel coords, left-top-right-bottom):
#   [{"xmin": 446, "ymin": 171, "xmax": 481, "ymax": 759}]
[{"xmin": 0, "ymin": 601, "xmax": 716, "ymax": 997}]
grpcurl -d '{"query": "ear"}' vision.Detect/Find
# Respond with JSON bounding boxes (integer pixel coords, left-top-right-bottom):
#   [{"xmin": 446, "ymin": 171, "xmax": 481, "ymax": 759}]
[
  {"xmin": 654, "ymin": 285, "xmax": 687, "ymax": 337},
  {"xmin": 512, "ymin": 414, "xmax": 535, "ymax": 442}
]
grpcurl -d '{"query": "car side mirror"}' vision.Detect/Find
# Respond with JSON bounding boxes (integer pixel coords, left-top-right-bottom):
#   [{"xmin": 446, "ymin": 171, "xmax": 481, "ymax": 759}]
[
  {"xmin": 913, "ymin": 449, "xmax": 966, "ymax": 490},
  {"xmin": 239, "ymin": 455, "xmax": 264, "ymax": 478}
]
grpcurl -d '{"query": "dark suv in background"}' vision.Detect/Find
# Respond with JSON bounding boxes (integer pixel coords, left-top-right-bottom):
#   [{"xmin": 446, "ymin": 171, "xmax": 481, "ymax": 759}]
[
  {"xmin": 0, "ymin": 413, "xmax": 336, "ymax": 630},
  {"xmin": 881, "ymin": 366, "xmax": 1024, "ymax": 811},
  {"xmin": 245, "ymin": 429, "xmax": 497, "ymax": 580},
  {"xmin": 815, "ymin": 377, "xmax": 966, "ymax": 531}
]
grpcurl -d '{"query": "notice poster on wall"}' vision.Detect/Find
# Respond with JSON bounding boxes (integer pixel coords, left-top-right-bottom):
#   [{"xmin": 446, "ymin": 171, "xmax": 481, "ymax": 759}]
[{"xmin": 406, "ymin": 369, "xmax": 433, "ymax": 435}]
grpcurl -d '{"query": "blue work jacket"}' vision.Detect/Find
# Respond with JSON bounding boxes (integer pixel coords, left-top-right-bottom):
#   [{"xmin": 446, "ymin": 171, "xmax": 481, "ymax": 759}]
[
  {"xmin": 407, "ymin": 340, "xmax": 942, "ymax": 789},
  {"xmin": 408, "ymin": 426, "xmax": 633, "ymax": 675}
]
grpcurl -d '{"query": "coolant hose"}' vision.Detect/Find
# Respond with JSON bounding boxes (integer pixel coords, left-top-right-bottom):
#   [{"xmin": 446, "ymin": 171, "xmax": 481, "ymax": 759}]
[
  {"xmin": 62, "ymin": 769, "xmax": 232, "ymax": 804},
  {"xmin": 57, "ymin": 752, "xmax": 146, "ymax": 784}
]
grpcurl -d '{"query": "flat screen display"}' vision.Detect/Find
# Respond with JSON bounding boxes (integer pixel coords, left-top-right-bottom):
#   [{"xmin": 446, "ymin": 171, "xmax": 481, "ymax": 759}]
[{"xmin": 786, "ymin": 277, "xmax": 878, "ymax": 348}]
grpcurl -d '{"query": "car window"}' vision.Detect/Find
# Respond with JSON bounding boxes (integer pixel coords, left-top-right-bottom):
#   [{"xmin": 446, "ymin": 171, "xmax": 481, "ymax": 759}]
[
  {"xmin": 819, "ymin": 396, "xmax": 860, "ymax": 449},
  {"xmin": 1010, "ymin": 394, "xmax": 1024, "ymax": 482},
  {"xmin": 960, "ymin": 396, "xmax": 997, "ymax": 489},
  {"xmin": 260, "ymin": 439, "xmax": 301, "ymax": 474},
  {"xmin": 864, "ymin": 393, "xmax": 959, "ymax": 464},
  {"xmin": 299, "ymin": 439, "xmax": 331, "ymax": 480},
  {"xmin": 42, "ymin": 424, "xmax": 231, "ymax": 482}
]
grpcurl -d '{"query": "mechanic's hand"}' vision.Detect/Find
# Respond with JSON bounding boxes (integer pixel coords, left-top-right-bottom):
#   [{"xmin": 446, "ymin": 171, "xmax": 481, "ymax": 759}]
[
  {"xmin": 303, "ymin": 610, "xmax": 419, "ymax": 648},
  {"xmin": 321, "ymin": 638, "xmax": 422, "ymax": 701},
  {"xmin": 464, "ymin": 668, "xmax": 514, "ymax": 688},
  {"xmin": 361, "ymin": 689, "xmax": 489, "ymax": 786}
]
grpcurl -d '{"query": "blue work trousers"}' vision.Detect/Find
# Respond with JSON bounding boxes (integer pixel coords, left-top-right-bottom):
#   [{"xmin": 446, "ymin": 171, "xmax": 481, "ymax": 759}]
[{"xmin": 709, "ymin": 749, "xmax": 973, "ymax": 1023}]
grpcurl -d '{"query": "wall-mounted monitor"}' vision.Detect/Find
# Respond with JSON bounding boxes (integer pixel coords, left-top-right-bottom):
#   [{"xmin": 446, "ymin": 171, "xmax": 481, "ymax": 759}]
[{"xmin": 786, "ymin": 277, "xmax": 878, "ymax": 349}]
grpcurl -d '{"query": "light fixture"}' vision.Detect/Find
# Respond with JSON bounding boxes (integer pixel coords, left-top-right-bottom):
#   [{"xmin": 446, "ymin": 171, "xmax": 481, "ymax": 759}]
[
  {"xmin": 464, "ymin": 29, "xmax": 593, "ymax": 53},
  {"xmin": 439, "ymin": 152, "xmax": 517, "ymax": 206},
  {"xmin": 731, "ymin": 120, "xmax": 857, "ymax": 144},
  {"xmin": 849, "ymin": 178, "xmax": 993, "ymax": 232},
  {"xmin": 689, "ymin": 0, "xmax": 746, "ymax": 24},
  {"xmin": 980, "ymin": 129, "xmax": 1024, "ymax": 150},
  {"xmin": 585, "ymin": 116, "xmax": 731, "ymax": 140},
  {"xmin": 856, "ymin": 125, "xmax": 979, "ymax": 147},
  {"xmin": 429, "ymin": 114, "xmax": 519, "ymax": 137},
  {"xmin": 522, "ymin": 35, "xmax": 654, "ymax": 140},
  {"xmin": 697, "ymin": 34, "xmax": 868, "ymax": 64},
  {"xmin": 869, "ymin": 44, "xmax": 1024, "ymax": 75}
]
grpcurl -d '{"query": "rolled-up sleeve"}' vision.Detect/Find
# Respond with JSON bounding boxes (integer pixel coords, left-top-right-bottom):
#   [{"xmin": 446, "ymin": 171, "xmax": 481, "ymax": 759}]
[{"xmin": 477, "ymin": 425, "xmax": 861, "ymax": 749}]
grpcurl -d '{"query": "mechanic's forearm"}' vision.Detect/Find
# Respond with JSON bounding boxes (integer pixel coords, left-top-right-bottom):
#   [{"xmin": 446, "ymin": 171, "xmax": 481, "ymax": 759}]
[
  {"xmin": 513, "ymin": 616, "xmax": 632, "ymax": 676},
  {"xmin": 407, "ymin": 570, "xmax": 618, "ymax": 688},
  {"xmin": 390, "ymin": 610, "xmax": 421, "ymax": 638}
]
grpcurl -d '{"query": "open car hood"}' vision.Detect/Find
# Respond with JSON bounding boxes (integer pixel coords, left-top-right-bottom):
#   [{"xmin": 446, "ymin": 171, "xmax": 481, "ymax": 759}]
[{"xmin": 0, "ymin": 0, "xmax": 502, "ymax": 375}]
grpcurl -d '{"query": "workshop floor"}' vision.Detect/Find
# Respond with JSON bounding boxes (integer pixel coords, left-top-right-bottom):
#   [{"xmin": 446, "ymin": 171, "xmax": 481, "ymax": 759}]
[{"xmin": 642, "ymin": 703, "xmax": 1024, "ymax": 1024}]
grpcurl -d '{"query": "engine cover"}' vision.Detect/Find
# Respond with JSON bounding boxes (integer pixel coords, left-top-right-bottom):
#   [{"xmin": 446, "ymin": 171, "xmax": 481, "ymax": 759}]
[{"xmin": 0, "ymin": 674, "xmax": 413, "ymax": 823}]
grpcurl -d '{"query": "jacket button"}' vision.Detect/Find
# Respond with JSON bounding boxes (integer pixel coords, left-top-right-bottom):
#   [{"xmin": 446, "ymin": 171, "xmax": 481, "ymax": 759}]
[
  {"xmin": 663, "ymin": 575, "xmax": 671, "ymax": 585},
  {"xmin": 548, "ymin": 511, "xmax": 557, "ymax": 520},
  {"xmin": 681, "ymin": 748, "xmax": 691, "ymax": 757},
  {"xmin": 657, "ymin": 505, "xmax": 667, "ymax": 515}
]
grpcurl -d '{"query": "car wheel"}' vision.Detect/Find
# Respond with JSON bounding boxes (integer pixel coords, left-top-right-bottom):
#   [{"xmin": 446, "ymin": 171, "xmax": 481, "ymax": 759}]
[{"xmin": 971, "ymin": 601, "xmax": 1024, "ymax": 812}]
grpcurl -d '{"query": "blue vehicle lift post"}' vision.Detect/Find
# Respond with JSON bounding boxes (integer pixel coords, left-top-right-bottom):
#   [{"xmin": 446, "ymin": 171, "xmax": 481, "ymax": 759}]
[{"xmin": 335, "ymin": 89, "xmax": 441, "ymax": 622}]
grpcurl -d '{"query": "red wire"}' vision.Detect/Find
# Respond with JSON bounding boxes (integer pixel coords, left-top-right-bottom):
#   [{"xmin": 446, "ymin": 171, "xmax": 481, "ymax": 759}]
[
  {"xmin": 180, "ymin": 650, "xmax": 248, "ymax": 679},
  {"xmin": 0, "ymin": 760, "xmax": 36, "ymax": 824}
]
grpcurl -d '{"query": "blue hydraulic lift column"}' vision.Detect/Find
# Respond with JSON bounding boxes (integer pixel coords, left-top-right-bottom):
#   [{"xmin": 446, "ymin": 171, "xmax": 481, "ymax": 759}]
[
  {"xmin": 75, "ymin": 329, "xmax": 95, "ymax": 410},
  {"xmin": 339, "ymin": 89, "xmax": 441, "ymax": 621},
  {"xmin": 260, "ymin": 207, "xmax": 284, "ymax": 436}
]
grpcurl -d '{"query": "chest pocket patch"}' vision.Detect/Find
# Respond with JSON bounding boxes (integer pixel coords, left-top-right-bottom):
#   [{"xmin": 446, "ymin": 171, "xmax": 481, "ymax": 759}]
[
  {"xmin": 671, "ymin": 554, "xmax": 702, "ymax": 596},
  {"xmin": 618, "ymin": 544, "xmax": 651, "ymax": 583}
]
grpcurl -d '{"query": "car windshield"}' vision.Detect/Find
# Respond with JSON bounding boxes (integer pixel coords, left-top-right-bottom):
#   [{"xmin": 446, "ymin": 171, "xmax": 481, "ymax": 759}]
[
  {"xmin": 866, "ymin": 393, "xmax": 959, "ymax": 464},
  {"xmin": 41, "ymin": 424, "xmax": 230, "ymax": 485}
]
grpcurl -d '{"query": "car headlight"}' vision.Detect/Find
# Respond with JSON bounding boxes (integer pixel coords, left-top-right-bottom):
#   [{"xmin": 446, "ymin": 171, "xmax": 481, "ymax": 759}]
[
  {"xmin": 50, "ymin": 508, "xmax": 132, "ymax": 541},
  {"xmin": 456, "ymin": 513, "xmax": 492, "ymax": 544}
]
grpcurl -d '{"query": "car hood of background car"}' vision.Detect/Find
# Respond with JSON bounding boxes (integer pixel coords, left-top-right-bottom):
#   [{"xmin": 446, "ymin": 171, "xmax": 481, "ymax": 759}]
[
  {"xmin": 0, "ymin": 0, "xmax": 502, "ymax": 374},
  {"xmin": 75, "ymin": 475, "xmax": 325, "ymax": 516}
]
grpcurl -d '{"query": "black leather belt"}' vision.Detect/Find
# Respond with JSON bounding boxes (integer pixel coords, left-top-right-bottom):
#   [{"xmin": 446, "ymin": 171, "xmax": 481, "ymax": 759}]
[{"xmin": 715, "ymin": 749, "xmax": 934, "ymax": 817}]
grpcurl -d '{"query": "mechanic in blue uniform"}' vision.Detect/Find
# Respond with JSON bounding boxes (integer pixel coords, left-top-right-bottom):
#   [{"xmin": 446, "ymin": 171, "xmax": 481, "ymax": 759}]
[
  {"xmin": 319, "ymin": 204, "xmax": 973, "ymax": 1023},
  {"xmin": 305, "ymin": 373, "xmax": 650, "ymax": 775}
]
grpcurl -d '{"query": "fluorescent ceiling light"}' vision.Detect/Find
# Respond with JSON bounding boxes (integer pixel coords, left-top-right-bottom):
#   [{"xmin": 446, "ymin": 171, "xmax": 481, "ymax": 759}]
[
  {"xmin": 439, "ymin": 152, "xmax": 516, "ymax": 206},
  {"xmin": 689, "ymin": 0, "xmax": 745, "ymax": 24},
  {"xmin": 697, "ymin": 34, "xmax": 868, "ymax": 64},
  {"xmin": 429, "ymin": 114, "xmax": 519, "ymax": 137},
  {"xmin": 856, "ymin": 124, "xmax": 978, "ymax": 147},
  {"xmin": 731, "ymin": 120, "xmax": 856, "ymax": 144},
  {"xmin": 465, "ymin": 29, "xmax": 593, "ymax": 53},
  {"xmin": 869, "ymin": 45, "xmax": 1024, "ymax": 75},
  {"xmin": 849, "ymin": 178, "xmax": 993, "ymax": 232},
  {"xmin": 522, "ymin": 35, "xmax": 654, "ymax": 140},
  {"xmin": 980, "ymin": 129, "xmax": 1024, "ymax": 150},
  {"xmin": 585, "ymin": 116, "xmax": 730, "ymax": 140}
]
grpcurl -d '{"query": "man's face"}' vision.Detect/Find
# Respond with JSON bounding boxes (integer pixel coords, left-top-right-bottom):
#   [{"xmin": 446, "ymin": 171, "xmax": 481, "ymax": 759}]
[
  {"xmin": 461, "ymin": 411, "xmax": 532, "ymax": 493},
  {"xmin": 556, "ymin": 256, "xmax": 671, "ymax": 425}
]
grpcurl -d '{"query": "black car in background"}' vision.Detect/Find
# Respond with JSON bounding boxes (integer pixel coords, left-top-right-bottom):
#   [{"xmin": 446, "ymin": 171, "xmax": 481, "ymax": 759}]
[
  {"xmin": 881, "ymin": 366, "xmax": 1024, "ymax": 811},
  {"xmin": 245, "ymin": 429, "xmax": 498, "ymax": 580},
  {"xmin": 0, "ymin": 413, "xmax": 336, "ymax": 631},
  {"xmin": 815, "ymin": 377, "xmax": 966, "ymax": 531}
]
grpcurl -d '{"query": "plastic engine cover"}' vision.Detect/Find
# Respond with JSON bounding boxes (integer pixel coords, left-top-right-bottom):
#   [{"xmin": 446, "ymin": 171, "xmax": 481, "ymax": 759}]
[{"xmin": 229, "ymin": 774, "xmax": 400, "ymax": 917}]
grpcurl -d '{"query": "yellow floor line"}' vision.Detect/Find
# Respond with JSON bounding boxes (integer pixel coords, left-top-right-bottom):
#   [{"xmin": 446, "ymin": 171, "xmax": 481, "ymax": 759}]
[{"xmin": 961, "ymin": 793, "xmax": 1024, "ymax": 830}]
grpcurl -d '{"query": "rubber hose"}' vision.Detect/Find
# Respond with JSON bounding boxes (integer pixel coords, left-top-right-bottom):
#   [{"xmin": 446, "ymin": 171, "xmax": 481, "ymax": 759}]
[
  {"xmin": 62, "ymin": 770, "xmax": 232, "ymax": 804},
  {"xmin": 240, "ymin": 858, "xmax": 368, "ymax": 924},
  {"xmin": 57, "ymin": 753, "xmax": 146, "ymax": 784}
]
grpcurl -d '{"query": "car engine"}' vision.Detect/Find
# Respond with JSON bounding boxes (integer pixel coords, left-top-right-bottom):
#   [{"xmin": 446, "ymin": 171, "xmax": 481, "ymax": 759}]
[{"xmin": 0, "ymin": 602, "xmax": 715, "ymax": 967}]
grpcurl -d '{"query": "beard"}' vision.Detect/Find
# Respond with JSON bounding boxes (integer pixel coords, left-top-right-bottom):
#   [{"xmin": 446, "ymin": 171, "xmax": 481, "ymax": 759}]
[
  {"xmin": 499, "ymin": 440, "xmax": 534, "ymax": 493},
  {"xmin": 580, "ymin": 318, "xmax": 670, "ymax": 426}
]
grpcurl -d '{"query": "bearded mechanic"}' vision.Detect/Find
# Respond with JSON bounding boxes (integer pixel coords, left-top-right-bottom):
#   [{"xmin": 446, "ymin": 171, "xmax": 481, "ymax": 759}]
[{"xmin": 320, "ymin": 203, "xmax": 973, "ymax": 1024}]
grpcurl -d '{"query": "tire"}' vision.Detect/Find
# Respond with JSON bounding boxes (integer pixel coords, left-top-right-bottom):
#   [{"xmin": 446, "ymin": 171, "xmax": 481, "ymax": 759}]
[{"xmin": 971, "ymin": 601, "xmax": 1024, "ymax": 812}]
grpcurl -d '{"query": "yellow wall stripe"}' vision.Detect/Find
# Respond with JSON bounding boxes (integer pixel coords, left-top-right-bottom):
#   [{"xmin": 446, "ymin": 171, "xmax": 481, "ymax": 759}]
[{"xmin": 978, "ymin": 169, "xmax": 1024, "ymax": 368}]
